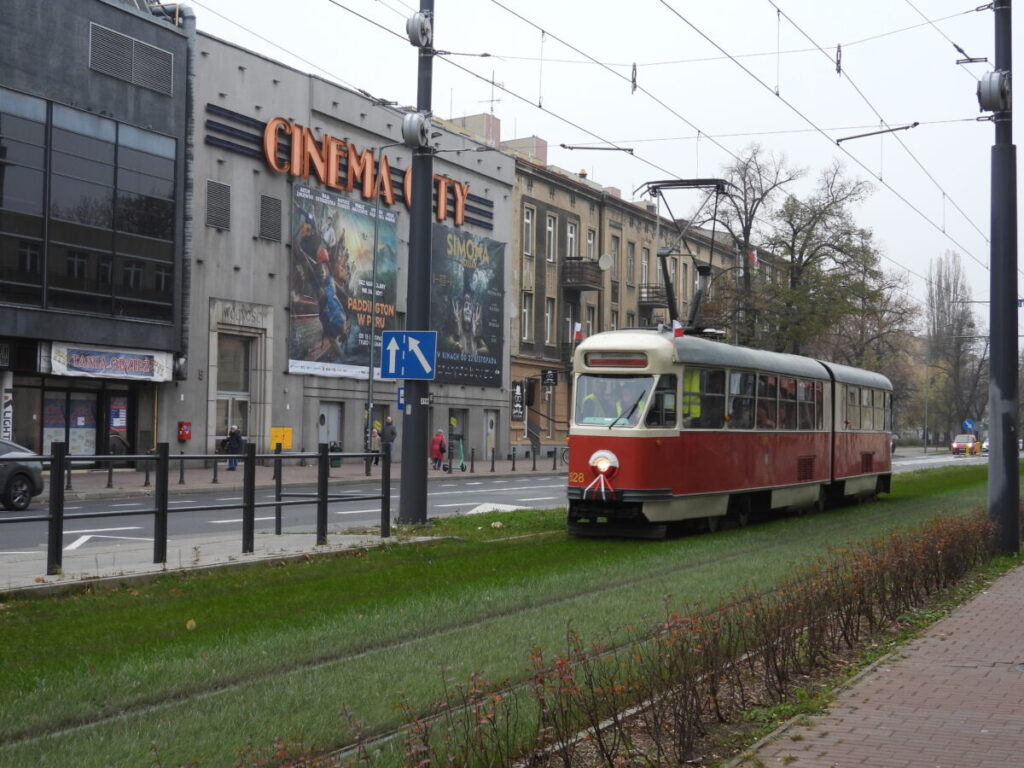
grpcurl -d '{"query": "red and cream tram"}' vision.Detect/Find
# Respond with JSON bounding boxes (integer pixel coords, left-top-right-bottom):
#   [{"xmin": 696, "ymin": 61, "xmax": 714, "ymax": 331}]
[{"xmin": 566, "ymin": 329, "xmax": 893, "ymax": 537}]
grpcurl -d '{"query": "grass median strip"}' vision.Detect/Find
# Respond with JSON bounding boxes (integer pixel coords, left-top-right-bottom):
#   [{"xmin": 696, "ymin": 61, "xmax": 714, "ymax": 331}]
[{"xmin": 0, "ymin": 465, "xmax": 997, "ymax": 766}]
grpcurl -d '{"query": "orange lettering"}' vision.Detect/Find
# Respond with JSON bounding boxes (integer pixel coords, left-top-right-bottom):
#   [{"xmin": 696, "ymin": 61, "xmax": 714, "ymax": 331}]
[
  {"xmin": 302, "ymin": 127, "xmax": 329, "ymax": 184},
  {"xmin": 452, "ymin": 180, "xmax": 469, "ymax": 227},
  {"xmin": 347, "ymin": 145, "xmax": 374, "ymax": 196},
  {"xmin": 377, "ymin": 155, "xmax": 395, "ymax": 206},
  {"xmin": 434, "ymin": 175, "xmax": 450, "ymax": 222},
  {"xmin": 263, "ymin": 117, "xmax": 292, "ymax": 174},
  {"xmin": 325, "ymin": 136, "xmax": 346, "ymax": 190},
  {"xmin": 403, "ymin": 166, "xmax": 414, "ymax": 209}
]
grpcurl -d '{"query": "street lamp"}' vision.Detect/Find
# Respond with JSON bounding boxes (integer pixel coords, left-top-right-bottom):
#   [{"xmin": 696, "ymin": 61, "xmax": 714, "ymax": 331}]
[{"xmin": 364, "ymin": 141, "xmax": 403, "ymax": 475}]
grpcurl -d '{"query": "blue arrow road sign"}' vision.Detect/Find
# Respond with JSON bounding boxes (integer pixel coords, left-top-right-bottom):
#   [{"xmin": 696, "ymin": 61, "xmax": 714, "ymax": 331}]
[
  {"xmin": 962, "ymin": 418, "xmax": 975, "ymax": 433},
  {"xmin": 380, "ymin": 331, "xmax": 437, "ymax": 380}
]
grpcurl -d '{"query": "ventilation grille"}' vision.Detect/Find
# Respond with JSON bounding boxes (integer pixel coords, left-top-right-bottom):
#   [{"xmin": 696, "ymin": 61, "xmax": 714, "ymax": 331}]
[
  {"xmin": 258, "ymin": 195, "xmax": 282, "ymax": 241},
  {"xmin": 90, "ymin": 23, "xmax": 174, "ymax": 96},
  {"xmin": 861, "ymin": 453, "xmax": 874, "ymax": 474},
  {"xmin": 797, "ymin": 456, "xmax": 815, "ymax": 482},
  {"xmin": 206, "ymin": 180, "xmax": 231, "ymax": 231}
]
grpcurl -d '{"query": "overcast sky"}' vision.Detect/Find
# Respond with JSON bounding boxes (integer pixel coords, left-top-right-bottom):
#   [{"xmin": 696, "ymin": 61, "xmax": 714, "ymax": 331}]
[{"xmin": 190, "ymin": 0, "xmax": 1019, "ymax": 333}]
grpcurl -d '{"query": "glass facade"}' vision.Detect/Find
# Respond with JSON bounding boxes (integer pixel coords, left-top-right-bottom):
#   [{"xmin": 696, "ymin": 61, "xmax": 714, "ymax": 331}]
[{"xmin": 0, "ymin": 87, "xmax": 177, "ymax": 321}]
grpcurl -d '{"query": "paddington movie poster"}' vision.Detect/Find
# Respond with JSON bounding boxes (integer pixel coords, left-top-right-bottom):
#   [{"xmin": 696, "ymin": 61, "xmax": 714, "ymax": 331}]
[
  {"xmin": 429, "ymin": 225, "xmax": 505, "ymax": 387},
  {"xmin": 287, "ymin": 184, "xmax": 398, "ymax": 378}
]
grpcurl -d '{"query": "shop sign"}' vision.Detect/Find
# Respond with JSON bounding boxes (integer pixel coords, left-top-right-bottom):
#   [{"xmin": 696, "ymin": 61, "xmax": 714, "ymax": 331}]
[
  {"xmin": 263, "ymin": 118, "xmax": 470, "ymax": 226},
  {"xmin": 51, "ymin": 343, "xmax": 172, "ymax": 382}
]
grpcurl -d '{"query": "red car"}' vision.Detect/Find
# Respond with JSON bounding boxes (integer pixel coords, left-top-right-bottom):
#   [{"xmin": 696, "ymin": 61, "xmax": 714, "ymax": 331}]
[{"xmin": 950, "ymin": 434, "xmax": 980, "ymax": 455}]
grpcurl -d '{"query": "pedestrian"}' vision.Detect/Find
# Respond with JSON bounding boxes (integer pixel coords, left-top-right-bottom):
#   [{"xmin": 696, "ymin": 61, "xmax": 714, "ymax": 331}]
[
  {"xmin": 380, "ymin": 415, "xmax": 397, "ymax": 461},
  {"xmin": 370, "ymin": 427, "xmax": 381, "ymax": 466},
  {"xmin": 430, "ymin": 429, "xmax": 447, "ymax": 470},
  {"xmin": 225, "ymin": 425, "xmax": 243, "ymax": 470}
]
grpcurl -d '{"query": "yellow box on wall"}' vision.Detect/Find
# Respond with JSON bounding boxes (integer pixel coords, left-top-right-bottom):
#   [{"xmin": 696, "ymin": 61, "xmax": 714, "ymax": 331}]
[{"xmin": 269, "ymin": 427, "xmax": 293, "ymax": 450}]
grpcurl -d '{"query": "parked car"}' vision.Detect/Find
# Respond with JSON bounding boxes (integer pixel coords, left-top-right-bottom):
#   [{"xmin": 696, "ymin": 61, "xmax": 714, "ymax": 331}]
[
  {"xmin": 0, "ymin": 439, "xmax": 44, "ymax": 510},
  {"xmin": 982, "ymin": 438, "xmax": 990, "ymax": 453},
  {"xmin": 950, "ymin": 434, "xmax": 980, "ymax": 456}
]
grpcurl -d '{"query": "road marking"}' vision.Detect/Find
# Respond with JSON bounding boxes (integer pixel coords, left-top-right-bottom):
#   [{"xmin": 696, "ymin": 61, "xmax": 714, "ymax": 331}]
[
  {"xmin": 466, "ymin": 482, "xmax": 483, "ymax": 485},
  {"xmin": 520, "ymin": 497, "xmax": 558, "ymax": 502},
  {"xmin": 466, "ymin": 503, "xmax": 525, "ymax": 515},
  {"xmin": 216, "ymin": 497, "xmax": 243, "ymax": 502},
  {"xmin": 435, "ymin": 502, "xmax": 472, "ymax": 508},
  {"xmin": 65, "ymin": 526, "xmax": 142, "ymax": 534},
  {"xmin": 65, "ymin": 534, "xmax": 153, "ymax": 550},
  {"xmin": 168, "ymin": 500, "xmax": 198, "ymax": 505},
  {"xmin": 109, "ymin": 503, "xmax": 144, "ymax": 508},
  {"xmin": 335, "ymin": 509, "xmax": 381, "ymax": 515},
  {"xmin": 209, "ymin": 517, "xmax": 277, "ymax": 524}
]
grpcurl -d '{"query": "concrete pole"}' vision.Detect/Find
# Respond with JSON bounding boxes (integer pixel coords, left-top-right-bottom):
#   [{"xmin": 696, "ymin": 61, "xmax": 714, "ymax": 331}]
[
  {"xmin": 988, "ymin": 0, "xmax": 1019, "ymax": 554},
  {"xmin": 398, "ymin": 0, "xmax": 435, "ymax": 524}
]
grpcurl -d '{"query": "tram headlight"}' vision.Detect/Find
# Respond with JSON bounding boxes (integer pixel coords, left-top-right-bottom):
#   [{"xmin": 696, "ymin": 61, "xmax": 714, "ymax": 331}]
[{"xmin": 588, "ymin": 449, "xmax": 619, "ymax": 479}]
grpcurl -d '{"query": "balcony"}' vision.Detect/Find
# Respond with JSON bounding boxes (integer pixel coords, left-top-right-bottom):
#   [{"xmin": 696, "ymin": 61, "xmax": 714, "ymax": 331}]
[
  {"xmin": 560, "ymin": 258, "xmax": 603, "ymax": 292},
  {"xmin": 638, "ymin": 283, "xmax": 667, "ymax": 307}
]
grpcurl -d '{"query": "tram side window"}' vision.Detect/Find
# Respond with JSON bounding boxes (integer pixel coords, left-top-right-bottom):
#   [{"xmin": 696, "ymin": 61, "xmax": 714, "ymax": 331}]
[
  {"xmin": 814, "ymin": 381, "xmax": 824, "ymax": 429},
  {"xmin": 756, "ymin": 373, "xmax": 777, "ymax": 429},
  {"xmin": 727, "ymin": 371, "xmax": 755, "ymax": 429},
  {"xmin": 862, "ymin": 387, "xmax": 876, "ymax": 431},
  {"xmin": 873, "ymin": 389, "xmax": 886, "ymax": 430},
  {"xmin": 779, "ymin": 376, "xmax": 797, "ymax": 429},
  {"xmin": 646, "ymin": 375, "xmax": 678, "ymax": 427},
  {"xmin": 846, "ymin": 387, "xmax": 860, "ymax": 429},
  {"xmin": 682, "ymin": 367, "xmax": 725, "ymax": 428},
  {"xmin": 797, "ymin": 379, "xmax": 815, "ymax": 430}
]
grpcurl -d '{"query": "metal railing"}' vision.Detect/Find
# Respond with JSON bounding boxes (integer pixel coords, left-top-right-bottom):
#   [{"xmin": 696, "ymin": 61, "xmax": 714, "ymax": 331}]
[{"xmin": 0, "ymin": 442, "xmax": 390, "ymax": 577}]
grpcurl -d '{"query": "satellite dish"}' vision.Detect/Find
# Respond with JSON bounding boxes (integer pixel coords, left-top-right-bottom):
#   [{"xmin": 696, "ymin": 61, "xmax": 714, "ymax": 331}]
[{"xmin": 597, "ymin": 253, "xmax": 613, "ymax": 271}]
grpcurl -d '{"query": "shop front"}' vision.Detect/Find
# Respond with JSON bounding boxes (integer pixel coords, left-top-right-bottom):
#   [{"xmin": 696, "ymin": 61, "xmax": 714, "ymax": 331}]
[{"xmin": 8, "ymin": 342, "xmax": 170, "ymax": 458}]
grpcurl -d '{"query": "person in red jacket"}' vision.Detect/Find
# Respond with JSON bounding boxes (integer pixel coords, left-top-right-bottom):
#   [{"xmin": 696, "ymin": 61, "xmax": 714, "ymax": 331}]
[{"xmin": 430, "ymin": 429, "xmax": 447, "ymax": 470}]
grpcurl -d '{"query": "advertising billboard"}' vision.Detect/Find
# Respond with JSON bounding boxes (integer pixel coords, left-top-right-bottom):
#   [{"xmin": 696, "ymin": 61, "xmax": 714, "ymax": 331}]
[
  {"xmin": 429, "ymin": 225, "xmax": 505, "ymax": 387},
  {"xmin": 287, "ymin": 184, "xmax": 398, "ymax": 378}
]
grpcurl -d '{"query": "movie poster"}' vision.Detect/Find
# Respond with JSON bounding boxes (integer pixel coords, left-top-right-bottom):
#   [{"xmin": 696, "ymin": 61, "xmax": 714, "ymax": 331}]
[
  {"xmin": 430, "ymin": 225, "xmax": 505, "ymax": 387},
  {"xmin": 287, "ymin": 185, "xmax": 398, "ymax": 378}
]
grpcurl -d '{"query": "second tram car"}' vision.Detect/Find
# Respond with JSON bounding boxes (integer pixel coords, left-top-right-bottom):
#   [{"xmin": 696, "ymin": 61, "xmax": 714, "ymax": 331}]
[{"xmin": 566, "ymin": 329, "xmax": 893, "ymax": 537}]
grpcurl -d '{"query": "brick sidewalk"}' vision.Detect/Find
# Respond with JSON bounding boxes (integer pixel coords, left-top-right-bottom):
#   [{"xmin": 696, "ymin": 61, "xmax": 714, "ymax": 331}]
[{"xmin": 737, "ymin": 565, "xmax": 1024, "ymax": 768}]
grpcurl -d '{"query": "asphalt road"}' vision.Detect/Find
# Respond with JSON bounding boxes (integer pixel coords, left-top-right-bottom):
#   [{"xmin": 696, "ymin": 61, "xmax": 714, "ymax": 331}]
[{"xmin": 0, "ymin": 450, "xmax": 993, "ymax": 554}]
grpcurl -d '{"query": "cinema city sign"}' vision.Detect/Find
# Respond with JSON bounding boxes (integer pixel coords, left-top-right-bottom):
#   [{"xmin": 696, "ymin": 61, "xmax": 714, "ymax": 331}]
[{"xmin": 263, "ymin": 117, "xmax": 469, "ymax": 226}]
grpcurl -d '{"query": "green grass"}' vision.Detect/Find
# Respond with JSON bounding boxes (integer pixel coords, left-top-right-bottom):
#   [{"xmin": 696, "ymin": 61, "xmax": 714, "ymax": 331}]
[{"xmin": 0, "ymin": 464, "xmax": 997, "ymax": 766}]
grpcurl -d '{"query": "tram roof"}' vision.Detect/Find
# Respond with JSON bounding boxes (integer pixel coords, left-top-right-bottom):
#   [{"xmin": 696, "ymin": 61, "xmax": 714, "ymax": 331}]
[{"xmin": 576, "ymin": 330, "xmax": 892, "ymax": 390}]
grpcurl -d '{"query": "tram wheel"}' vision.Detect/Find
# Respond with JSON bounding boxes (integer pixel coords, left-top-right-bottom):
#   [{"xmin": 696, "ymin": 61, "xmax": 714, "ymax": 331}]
[
  {"xmin": 704, "ymin": 515, "xmax": 723, "ymax": 533},
  {"xmin": 727, "ymin": 495, "xmax": 752, "ymax": 528}
]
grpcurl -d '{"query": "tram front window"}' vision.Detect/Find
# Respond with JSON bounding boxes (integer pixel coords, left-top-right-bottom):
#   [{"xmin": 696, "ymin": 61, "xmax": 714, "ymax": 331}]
[{"xmin": 575, "ymin": 375, "xmax": 654, "ymax": 426}]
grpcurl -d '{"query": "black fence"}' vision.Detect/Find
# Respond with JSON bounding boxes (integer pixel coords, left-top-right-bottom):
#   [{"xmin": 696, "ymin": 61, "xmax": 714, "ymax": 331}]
[{"xmin": 0, "ymin": 442, "xmax": 390, "ymax": 577}]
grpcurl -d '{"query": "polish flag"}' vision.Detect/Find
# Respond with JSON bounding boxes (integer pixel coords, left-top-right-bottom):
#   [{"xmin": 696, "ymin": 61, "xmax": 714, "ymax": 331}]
[
  {"xmin": 672, "ymin": 319, "xmax": 684, "ymax": 337},
  {"xmin": 748, "ymin": 249, "xmax": 760, "ymax": 268},
  {"xmin": 573, "ymin": 322, "xmax": 583, "ymax": 341}
]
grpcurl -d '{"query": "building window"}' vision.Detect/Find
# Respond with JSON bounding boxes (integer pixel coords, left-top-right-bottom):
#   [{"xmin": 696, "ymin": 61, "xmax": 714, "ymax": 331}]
[
  {"xmin": 626, "ymin": 242, "xmax": 636, "ymax": 285},
  {"xmin": 586, "ymin": 229, "xmax": 596, "ymax": 259},
  {"xmin": 586, "ymin": 305, "xmax": 596, "ymax": 337},
  {"xmin": 545, "ymin": 214, "xmax": 557, "ymax": 263},
  {"xmin": 680, "ymin": 262, "xmax": 689, "ymax": 301},
  {"xmin": 66, "ymin": 250, "xmax": 88, "ymax": 280},
  {"xmin": 522, "ymin": 205, "xmax": 534, "ymax": 257},
  {"xmin": 544, "ymin": 297, "xmax": 555, "ymax": 344},
  {"xmin": 610, "ymin": 235, "xmax": 620, "ymax": 280},
  {"xmin": 121, "ymin": 258, "xmax": 143, "ymax": 290},
  {"xmin": 18, "ymin": 242, "xmax": 40, "ymax": 273},
  {"xmin": 641, "ymin": 247, "xmax": 650, "ymax": 284},
  {"xmin": 521, "ymin": 291, "xmax": 533, "ymax": 341},
  {"xmin": 611, "ymin": 310, "xmax": 618, "ymax": 330},
  {"xmin": 626, "ymin": 311, "xmax": 635, "ymax": 327},
  {"xmin": 567, "ymin": 221, "xmax": 577, "ymax": 259}
]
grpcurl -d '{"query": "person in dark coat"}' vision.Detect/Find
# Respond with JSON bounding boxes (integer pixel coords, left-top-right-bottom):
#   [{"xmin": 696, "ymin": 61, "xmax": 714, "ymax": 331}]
[
  {"xmin": 225, "ymin": 425, "xmax": 243, "ymax": 470},
  {"xmin": 430, "ymin": 429, "xmax": 446, "ymax": 470}
]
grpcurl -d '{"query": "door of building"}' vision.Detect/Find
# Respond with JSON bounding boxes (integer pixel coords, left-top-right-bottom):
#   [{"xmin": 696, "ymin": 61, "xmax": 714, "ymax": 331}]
[
  {"xmin": 484, "ymin": 409, "xmax": 498, "ymax": 462},
  {"xmin": 318, "ymin": 402, "xmax": 343, "ymax": 450}
]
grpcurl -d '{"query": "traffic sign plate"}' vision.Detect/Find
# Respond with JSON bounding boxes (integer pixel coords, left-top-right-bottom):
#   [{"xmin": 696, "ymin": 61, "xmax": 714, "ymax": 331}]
[{"xmin": 380, "ymin": 331, "xmax": 437, "ymax": 380}]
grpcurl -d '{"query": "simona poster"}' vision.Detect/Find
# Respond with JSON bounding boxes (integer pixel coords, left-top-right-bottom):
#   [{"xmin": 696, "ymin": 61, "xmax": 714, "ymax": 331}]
[
  {"xmin": 429, "ymin": 225, "xmax": 505, "ymax": 387},
  {"xmin": 287, "ymin": 184, "xmax": 398, "ymax": 378}
]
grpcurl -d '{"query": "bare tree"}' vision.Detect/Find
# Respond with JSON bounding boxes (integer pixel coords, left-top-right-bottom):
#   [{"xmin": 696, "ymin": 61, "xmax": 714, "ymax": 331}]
[
  {"xmin": 698, "ymin": 145, "xmax": 802, "ymax": 344},
  {"xmin": 926, "ymin": 251, "xmax": 989, "ymax": 440}
]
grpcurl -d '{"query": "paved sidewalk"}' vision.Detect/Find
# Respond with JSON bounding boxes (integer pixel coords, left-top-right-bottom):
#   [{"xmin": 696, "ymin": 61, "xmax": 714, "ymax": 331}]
[
  {"xmin": 737, "ymin": 565, "xmax": 1024, "ymax": 768},
  {"xmin": 1, "ymin": 453, "xmax": 565, "ymax": 595}
]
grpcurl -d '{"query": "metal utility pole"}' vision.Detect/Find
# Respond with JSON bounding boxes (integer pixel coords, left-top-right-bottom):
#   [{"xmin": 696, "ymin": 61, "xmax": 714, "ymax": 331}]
[
  {"xmin": 981, "ymin": 0, "xmax": 1018, "ymax": 553},
  {"xmin": 398, "ymin": 1, "xmax": 434, "ymax": 524}
]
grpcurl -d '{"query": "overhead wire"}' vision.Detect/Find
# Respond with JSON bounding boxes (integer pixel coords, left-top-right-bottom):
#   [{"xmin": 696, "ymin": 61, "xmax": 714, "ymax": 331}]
[
  {"xmin": 656, "ymin": 0, "xmax": 990, "ymax": 278},
  {"xmin": 764, "ymin": 0, "xmax": 991, "ymax": 251},
  {"xmin": 902, "ymin": 0, "xmax": 985, "ymax": 81}
]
